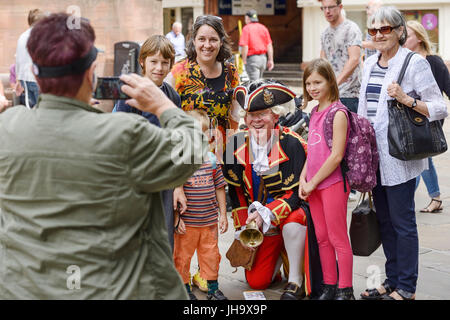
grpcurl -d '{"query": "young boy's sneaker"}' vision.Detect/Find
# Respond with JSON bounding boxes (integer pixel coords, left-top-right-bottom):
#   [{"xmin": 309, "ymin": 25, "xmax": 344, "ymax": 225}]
[
  {"xmin": 192, "ymin": 271, "xmax": 208, "ymax": 292},
  {"xmin": 207, "ymin": 289, "xmax": 228, "ymax": 300}
]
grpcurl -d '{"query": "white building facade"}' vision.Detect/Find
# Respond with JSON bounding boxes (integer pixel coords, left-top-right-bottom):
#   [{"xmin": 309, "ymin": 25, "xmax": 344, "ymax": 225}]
[{"xmin": 298, "ymin": 0, "xmax": 450, "ymax": 61}]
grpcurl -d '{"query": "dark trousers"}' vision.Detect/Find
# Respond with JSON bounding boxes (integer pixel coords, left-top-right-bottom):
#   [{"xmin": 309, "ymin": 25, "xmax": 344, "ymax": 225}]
[
  {"xmin": 161, "ymin": 189, "xmax": 174, "ymax": 252},
  {"xmin": 340, "ymin": 97, "xmax": 359, "ymax": 113},
  {"xmin": 372, "ymin": 169, "xmax": 418, "ymax": 293}
]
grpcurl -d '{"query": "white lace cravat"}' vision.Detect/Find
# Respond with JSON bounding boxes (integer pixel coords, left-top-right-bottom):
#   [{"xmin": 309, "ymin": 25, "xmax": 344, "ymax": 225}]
[{"xmin": 250, "ymin": 134, "xmax": 272, "ymax": 174}]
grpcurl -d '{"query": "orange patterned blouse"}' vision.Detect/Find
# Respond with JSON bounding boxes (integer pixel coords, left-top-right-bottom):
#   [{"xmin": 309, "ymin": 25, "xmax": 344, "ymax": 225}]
[{"xmin": 171, "ymin": 58, "xmax": 239, "ymax": 131}]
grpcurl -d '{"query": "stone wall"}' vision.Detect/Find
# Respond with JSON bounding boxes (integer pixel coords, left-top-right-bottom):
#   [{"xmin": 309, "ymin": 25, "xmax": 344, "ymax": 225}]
[{"xmin": 0, "ymin": 0, "xmax": 164, "ymax": 76}]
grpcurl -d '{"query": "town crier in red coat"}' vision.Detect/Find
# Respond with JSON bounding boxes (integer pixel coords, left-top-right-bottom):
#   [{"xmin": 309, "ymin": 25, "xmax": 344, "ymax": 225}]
[{"xmin": 223, "ymin": 80, "xmax": 322, "ymax": 300}]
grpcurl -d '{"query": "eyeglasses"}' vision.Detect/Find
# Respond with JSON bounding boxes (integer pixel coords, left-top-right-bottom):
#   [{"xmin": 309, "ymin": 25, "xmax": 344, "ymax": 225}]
[
  {"xmin": 320, "ymin": 5, "xmax": 339, "ymax": 11},
  {"xmin": 368, "ymin": 25, "xmax": 400, "ymax": 36}
]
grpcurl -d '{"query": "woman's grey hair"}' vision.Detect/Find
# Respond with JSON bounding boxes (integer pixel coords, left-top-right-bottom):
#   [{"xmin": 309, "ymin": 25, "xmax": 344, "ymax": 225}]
[{"xmin": 370, "ymin": 6, "xmax": 407, "ymax": 46}]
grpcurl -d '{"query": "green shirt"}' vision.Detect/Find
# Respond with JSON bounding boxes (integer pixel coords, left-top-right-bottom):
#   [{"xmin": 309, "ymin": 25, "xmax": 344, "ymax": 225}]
[{"xmin": 0, "ymin": 94, "xmax": 207, "ymax": 299}]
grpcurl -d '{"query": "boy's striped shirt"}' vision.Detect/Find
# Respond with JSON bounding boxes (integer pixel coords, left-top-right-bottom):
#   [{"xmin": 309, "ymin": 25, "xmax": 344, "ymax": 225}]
[{"xmin": 182, "ymin": 162, "xmax": 226, "ymax": 227}]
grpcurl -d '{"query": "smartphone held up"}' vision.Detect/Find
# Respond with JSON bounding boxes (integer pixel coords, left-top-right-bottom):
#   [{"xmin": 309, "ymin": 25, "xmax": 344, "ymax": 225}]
[{"xmin": 93, "ymin": 77, "xmax": 130, "ymax": 100}]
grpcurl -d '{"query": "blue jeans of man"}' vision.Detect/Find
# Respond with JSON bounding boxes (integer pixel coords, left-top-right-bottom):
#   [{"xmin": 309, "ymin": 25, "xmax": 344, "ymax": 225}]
[
  {"xmin": 372, "ymin": 169, "xmax": 418, "ymax": 293},
  {"xmin": 415, "ymin": 157, "xmax": 440, "ymax": 198},
  {"xmin": 340, "ymin": 97, "xmax": 359, "ymax": 113},
  {"xmin": 20, "ymin": 80, "xmax": 40, "ymax": 108}
]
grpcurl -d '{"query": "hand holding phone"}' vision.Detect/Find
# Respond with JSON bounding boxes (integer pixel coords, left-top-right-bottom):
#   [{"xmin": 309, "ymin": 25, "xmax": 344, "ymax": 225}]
[
  {"xmin": 93, "ymin": 77, "xmax": 130, "ymax": 100},
  {"xmin": 120, "ymin": 73, "xmax": 176, "ymax": 117}
]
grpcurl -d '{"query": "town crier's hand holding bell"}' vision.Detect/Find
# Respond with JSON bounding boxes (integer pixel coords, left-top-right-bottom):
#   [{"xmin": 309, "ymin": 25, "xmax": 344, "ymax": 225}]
[{"xmin": 239, "ymin": 208, "xmax": 264, "ymax": 248}]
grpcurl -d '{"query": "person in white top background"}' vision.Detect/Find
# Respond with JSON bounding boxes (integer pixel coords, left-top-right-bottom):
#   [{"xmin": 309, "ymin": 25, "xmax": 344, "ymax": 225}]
[
  {"xmin": 15, "ymin": 9, "xmax": 45, "ymax": 108},
  {"xmin": 166, "ymin": 21, "xmax": 186, "ymax": 62}
]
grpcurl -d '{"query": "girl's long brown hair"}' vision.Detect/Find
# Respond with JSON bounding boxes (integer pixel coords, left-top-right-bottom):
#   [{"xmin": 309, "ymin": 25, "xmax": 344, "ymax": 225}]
[{"xmin": 302, "ymin": 58, "xmax": 339, "ymax": 108}]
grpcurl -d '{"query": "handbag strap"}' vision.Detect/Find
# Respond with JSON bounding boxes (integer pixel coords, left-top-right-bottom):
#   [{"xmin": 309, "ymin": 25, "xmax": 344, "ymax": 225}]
[
  {"xmin": 368, "ymin": 191, "xmax": 374, "ymax": 209},
  {"xmin": 397, "ymin": 52, "xmax": 416, "ymax": 85},
  {"xmin": 358, "ymin": 192, "xmax": 374, "ymax": 209}
]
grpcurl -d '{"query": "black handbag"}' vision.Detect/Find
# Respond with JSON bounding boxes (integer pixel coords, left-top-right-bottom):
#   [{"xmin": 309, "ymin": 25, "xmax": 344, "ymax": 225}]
[
  {"xmin": 349, "ymin": 192, "xmax": 381, "ymax": 257},
  {"xmin": 387, "ymin": 52, "xmax": 447, "ymax": 161}
]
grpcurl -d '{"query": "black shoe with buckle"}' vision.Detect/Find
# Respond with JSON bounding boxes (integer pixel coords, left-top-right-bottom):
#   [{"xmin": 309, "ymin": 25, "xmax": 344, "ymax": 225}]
[
  {"xmin": 317, "ymin": 284, "xmax": 337, "ymax": 300},
  {"xmin": 207, "ymin": 289, "xmax": 228, "ymax": 300},
  {"xmin": 335, "ymin": 287, "xmax": 355, "ymax": 300},
  {"xmin": 280, "ymin": 282, "xmax": 306, "ymax": 300}
]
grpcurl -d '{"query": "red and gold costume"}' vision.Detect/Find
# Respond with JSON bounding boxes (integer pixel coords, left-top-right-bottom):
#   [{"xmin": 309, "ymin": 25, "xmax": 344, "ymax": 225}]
[
  {"xmin": 224, "ymin": 126, "xmax": 307, "ymax": 229},
  {"xmin": 223, "ymin": 126, "xmax": 321, "ymax": 295}
]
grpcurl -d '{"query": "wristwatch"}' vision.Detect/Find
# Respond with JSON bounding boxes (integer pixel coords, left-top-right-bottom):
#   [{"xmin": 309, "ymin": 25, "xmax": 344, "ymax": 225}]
[{"xmin": 411, "ymin": 98, "xmax": 417, "ymax": 108}]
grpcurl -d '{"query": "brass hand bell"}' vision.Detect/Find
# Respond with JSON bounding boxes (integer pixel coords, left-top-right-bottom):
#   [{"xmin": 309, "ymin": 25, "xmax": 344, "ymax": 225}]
[{"xmin": 239, "ymin": 219, "xmax": 263, "ymax": 248}]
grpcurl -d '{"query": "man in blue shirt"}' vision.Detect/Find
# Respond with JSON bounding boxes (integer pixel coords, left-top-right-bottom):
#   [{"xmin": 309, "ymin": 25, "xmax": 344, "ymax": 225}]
[{"xmin": 166, "ymin": 22, "xmax": 186, "ymax": 62}]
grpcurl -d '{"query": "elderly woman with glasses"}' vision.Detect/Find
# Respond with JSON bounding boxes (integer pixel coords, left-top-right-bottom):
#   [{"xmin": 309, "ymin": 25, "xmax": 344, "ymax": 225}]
[{"xmin": 358, "ymin": 7, "xmax": 447, "ymax": 300}]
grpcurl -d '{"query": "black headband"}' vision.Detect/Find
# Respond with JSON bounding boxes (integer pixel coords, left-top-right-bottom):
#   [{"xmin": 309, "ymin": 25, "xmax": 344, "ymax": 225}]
[{"xmin": 33, "ymin": 46, "xmax": 98, "ymax": 78}]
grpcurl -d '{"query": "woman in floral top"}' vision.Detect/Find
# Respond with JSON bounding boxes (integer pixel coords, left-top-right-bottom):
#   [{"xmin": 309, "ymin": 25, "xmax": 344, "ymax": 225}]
[
  {"xmin": 167, "ymin": 15, "xmax": 240, "ymax": 293},
  {"xmin": 167, "ymin": 15, "xmax": 240, "ymax": 153}
]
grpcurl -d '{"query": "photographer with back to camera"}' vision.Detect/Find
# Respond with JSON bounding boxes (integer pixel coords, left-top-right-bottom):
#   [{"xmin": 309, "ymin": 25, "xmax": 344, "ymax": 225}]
[{"xmin": 0, "ymin": 13, "xmax": 208, "ymax": 299}]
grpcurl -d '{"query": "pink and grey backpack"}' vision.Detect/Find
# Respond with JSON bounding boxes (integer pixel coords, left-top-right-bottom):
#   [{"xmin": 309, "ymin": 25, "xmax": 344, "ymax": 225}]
[{"xmin": 322, "ymin": 102, "xmax": 379, "ymax": 193}]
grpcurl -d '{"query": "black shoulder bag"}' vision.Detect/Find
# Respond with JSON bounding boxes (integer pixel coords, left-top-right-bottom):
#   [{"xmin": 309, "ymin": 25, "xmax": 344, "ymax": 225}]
[{"xmin": 387, "ymin": 51, "xmax": 447, "ymax": 161}]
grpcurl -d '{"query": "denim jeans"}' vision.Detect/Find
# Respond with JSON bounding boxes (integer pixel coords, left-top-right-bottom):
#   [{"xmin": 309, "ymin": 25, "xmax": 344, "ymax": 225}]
[
  {"xmin": 415, "ymin": 157, "xmax": 440, "ymax": 198},
  {"xmin": 339, "ymin": 97, "xmax": 359, "ymax": 113},
  {"xmin": 20, "ymin": 80, "xmax": 40, "ymax": 108},
  {"xmin": 372, "ymin": 169, "xmax": 418, "ymax": 293}
]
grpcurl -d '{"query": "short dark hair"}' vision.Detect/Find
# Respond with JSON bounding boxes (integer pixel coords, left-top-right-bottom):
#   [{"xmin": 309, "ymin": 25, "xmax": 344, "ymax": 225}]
[
  {"xmin": 27, "ymin": 13, "xmax": 96, "ymax": 97},
  {"xmin": 185, "ymin": 15, "xmax": 232, "ymax": 63}
]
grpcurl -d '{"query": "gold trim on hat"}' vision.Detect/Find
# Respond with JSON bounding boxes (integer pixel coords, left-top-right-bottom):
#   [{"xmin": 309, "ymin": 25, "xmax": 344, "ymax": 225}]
[{"xmin": 263, "ymin": 88, "xmax": 274, "ymax": 106}]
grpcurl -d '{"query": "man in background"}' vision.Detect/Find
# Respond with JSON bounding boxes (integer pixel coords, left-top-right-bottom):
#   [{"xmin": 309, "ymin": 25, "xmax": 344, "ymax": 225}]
[
  {"xmin": 320, "ymin": 0, "xmax": 362, "ymax": 113},
  {"xmin": 166, "ymin": 21, "xmax": 186, "ymax": 62},
  {"xmin": 239, "ymin": 9, "xmax": 274, "ymax": 81}
]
